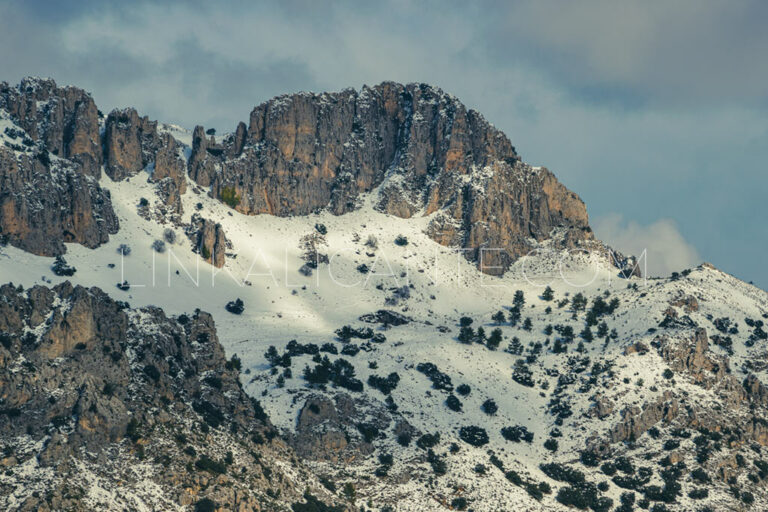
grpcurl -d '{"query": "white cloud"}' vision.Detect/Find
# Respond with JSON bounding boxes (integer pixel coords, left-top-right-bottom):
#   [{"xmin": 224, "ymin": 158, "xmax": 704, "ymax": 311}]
[{"xmin": 593, "ymin": 214, "xmax": 701, "ymax": 277}]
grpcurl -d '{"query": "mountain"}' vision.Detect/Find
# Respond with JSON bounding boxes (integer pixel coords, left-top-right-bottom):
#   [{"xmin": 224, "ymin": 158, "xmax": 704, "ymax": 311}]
[{"xmin": 0, "ymin": 77, "xmax": 766, "ymax": 512}]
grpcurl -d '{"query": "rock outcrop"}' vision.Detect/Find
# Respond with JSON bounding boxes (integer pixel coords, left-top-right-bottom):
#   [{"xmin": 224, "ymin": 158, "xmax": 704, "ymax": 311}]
[
  {"xmin": 0, "ymin": 146, "xmax": 118, "ymax": 256},
  {"xmin": 0, "ymin": 79, "xmax": 119, "ymax": 255},
  {"xmin": 186, "ymin": 214, "xmax": 229, "ymax": 267},
  {"xmin": 0, "ymin": 282, "xmax": 343, "ymax": 511},
  {"xmin": 188, "ymin": 82, "xmax": 593, "ymax": 273},
  {"xmin": 0, "ymin": 77, "xmax": 102, "ymax": 178},
  {"xmin": 103, "ymin": 108, "xmax": 163, "ymax": 181}
]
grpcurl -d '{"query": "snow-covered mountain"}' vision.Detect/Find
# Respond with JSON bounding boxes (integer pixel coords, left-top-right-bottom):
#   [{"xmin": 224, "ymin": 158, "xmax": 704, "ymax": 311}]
[{"xmin": 0, "ymin": 78, "xmax": 766, "ymax": 512}]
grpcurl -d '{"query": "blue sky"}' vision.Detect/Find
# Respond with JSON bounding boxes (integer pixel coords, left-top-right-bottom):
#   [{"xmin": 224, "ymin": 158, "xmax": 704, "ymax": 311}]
[{"xmin": 2, "ymin": 0, "xmax": 766, "ymax": 288}]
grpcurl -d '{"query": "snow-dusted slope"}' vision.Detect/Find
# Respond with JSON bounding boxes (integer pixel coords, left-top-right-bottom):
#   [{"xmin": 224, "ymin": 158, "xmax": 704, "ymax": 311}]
[{"xmin": 1, "ymin": 145, "xmax": 767, "ymax": 511}]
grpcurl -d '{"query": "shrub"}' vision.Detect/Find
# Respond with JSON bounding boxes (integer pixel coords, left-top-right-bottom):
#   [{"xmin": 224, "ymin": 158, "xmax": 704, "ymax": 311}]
[
  {"xmin": 364, "ymin": 235, "xmax": 378, "ymax": 249},
  {"xmin": 501, "ymin": 425, "xmax": 534, "ymax": 443},
  {"xmin": 163, "ymin": 228, "xmax": 176, "ymax": 244},
  {"xmin": 291, "ymin": 491, "xmax": 345, "ymax": 512},
  {"xmin": 195, "ymin": 498, "xmax": 217, "ymax": 512},
  {"xmin": 397, "ymin": 432, "xmax": 412, "ymax": 447},
  {"xmin": 544, "ymin": 438, "xmax": 559, "ymax": 452},
  {"xmin": 195, "ymin": 455, "xmax": 226, "ymax": 474},
  {"xmin": 450, "ymin": 497, "xmax": 468, "ymax": 510},
  {"xmin": 151, "ymin": 239, "xmax": 166, "ymax": 253},
  {"xmin": 662, "ymin": 368, "xmax": 674, "ymax": 379},
  {"xmin": 416, "ymin": 362, "xmax": 453, "ymax": 391},
  {"xmin": 459, "ymin": 426, "xmax": 489, "ymax": 447},
  {"xmin": 481, "ymin": 399, "xmax": 498, "ymax": 416},
  {"xmin": 446, "ymin": 394, "xmax": 463, "ymax": 412},
  {"xmin": 314, "ymin": 223, "xmax": 327, "ymax": 235},
  {"xmin": 459, "ymin": 316, "xmax": 473, "ymax": 327},
  {"xmin": 51, "ymin": 256, "xmax": 76, "ymax": 276},
  {"xmin": 225, "ymin": 298, "xmax": 245, "ymax": 315},
  {"xmin": 116, "ymin": 244, "xmax": 131, "ymax": 256},
  {"xmin": 416, "ymin": 432, "xmax": 440, "ymax": 450},
  {"xmin": 368, "ymin": 373, "xmax": 400, "ymax": 395},
  {"xmin": 456, "ymin": 384, "xmax": 471, "ymax": 396},
  {"xmin": 143, "ymin": 364, "xmax": 161, "ymax": 382},
  {"xmin": 394, "ymin": 235, "xmax": 408, "ymax": 246},
  {"xmin": 357, "ymin": 423, "xmax": 379, "ymax": 443},
  {"xmin": 220, "ymin": 186, "xmax": 240, "ymax": 208}
]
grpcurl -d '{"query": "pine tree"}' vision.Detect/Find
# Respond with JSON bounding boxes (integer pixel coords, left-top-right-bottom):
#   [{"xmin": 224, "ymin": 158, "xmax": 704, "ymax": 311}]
[
  {"xmin": 572, "ymin": 292, "xmax": 587, "ymax": 312},
  {"xmin": 458, "ymin": 326, "xmax": 475, "ymax": 344},
  {"xmin": 492, "ymin": 310, "xmax": 506, "ymax": 324},
  {"xmin": 522, "ymin": 318, "xmax": 533, "ymax": 331},
  {"xmin": 513, "ymin": 290, "xmax": 525, "ymax": 309},
  {"xmin": 487, "ymin": 328, "xmax": 503, "ymax": 350},
  {"xmin": 508, "ymin": 306, "xmax": 521, "ymax": 327},
  {"xmin": 542, "ymin": 286, "xmax": 554, "ymax": 301}
]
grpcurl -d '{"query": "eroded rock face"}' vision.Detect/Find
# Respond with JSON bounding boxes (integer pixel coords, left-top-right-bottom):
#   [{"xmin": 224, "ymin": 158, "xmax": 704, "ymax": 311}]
[
  {"xmin": 188, "ymin": 82, "xmax": 593, "ymax": 273},
  {"xmin": 0, "ymin": 146, "xmax": 119, "ymax": 256},
  {"xmin": 103, "ymin": 108, "xmax": 163, "ymax": 181},
  {"xmin": 0, "ymin": 282, "xmax": 341, "ymax": 511},
  {"xmin": 291, "ymin": 393, "xmax": 394, "ymax": 463},
  {"xmin": 0, "ymin": 77, "xmax": 102, "ymax": 178},
  {"xmin": 151, "ymin": 132, "xmax": 187, "ymax": 194},
  {"xmin": 186, "ymin": 214, "xmax": 228, "ymax": 267}
]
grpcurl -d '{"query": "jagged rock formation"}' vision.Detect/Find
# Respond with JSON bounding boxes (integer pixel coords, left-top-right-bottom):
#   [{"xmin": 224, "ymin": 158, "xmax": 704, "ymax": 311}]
[
  {"xmin": 1, "ymin": 78, "xmax": 596, "ymax": 274},
  {"xmin": 0, "ymin": 79, "xmax": 119, "ymax": 256},
  {"xmin": 0, "ymin": 282, "xmax": 343, "ymax": 511},
  {"xmin": 0, "ymin": 77, "xmax": 102, "ymax": 178},
  {"xmin": 188, "ymin": 82, "xmax": 593, "ymax": 273},
  {"xmin": 0, "ymin": 146, "xmax": 118, "ymax": 256},
  {"xmin": 186, "ymin": 214, "xmax": 228, "ymax": 267}
]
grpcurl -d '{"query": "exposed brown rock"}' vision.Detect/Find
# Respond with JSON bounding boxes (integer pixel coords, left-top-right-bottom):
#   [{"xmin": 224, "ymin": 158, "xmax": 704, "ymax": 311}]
[
  {"xmin": 0, "ymin": 77, "xmax": 102, "ymax": 178},
  {"xmin": 186, "ymin": 214, "xmax": 228, "ymax": 267},
  {"xmin": 151, "ymin": 132, "xmax": 187, "ymax": 194},
  {"xmin": 103, "ymin": 108, "xmax": 162, "ymax": 180},
  {"xmin": 0, "ymin": 146, "xmax": 119, "ymax": 256},
  {"xmin": 188, "ymin": 82, "xmax": 593, "ymax": 273}
]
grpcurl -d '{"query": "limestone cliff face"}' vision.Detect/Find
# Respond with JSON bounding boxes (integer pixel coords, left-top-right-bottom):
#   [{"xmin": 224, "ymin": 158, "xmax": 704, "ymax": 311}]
[
  {"xmin": 0, "ymin": 146, "xmax": 118, "ymax": 256},
  {"xmin": 186, "ymin": 214, "xmax": 228, "ymax": 267},
  {"xmin": 189, "ymin": 82, "xmax": 592, "ymax": 272},
  {"xmin": 103, "ymin": 108, "xmax": 162, "ymax": 181},
  {"xmin": 0, "ymin": 79, "xmax": 119, "ymax": 256},
  {"xmin": 0, "ymin": 77, "xmax": 102, "ymax": 178}
]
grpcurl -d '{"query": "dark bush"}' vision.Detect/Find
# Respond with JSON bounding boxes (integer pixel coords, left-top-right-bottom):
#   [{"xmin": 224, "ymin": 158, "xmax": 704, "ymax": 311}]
[
  {"xmin": 195, "ymin": 498, "xmax": 218, "ymax": 512},
  {"xmin": 481, "ymin": 399, "xmax": 498, "ymax": 416},
  {"xmin": 446, "ymin": 394, "xmax": 463, "ymax": 412},
  {"xmin": 416, "ymin": 432, "xmax": 440, "ymax": 450},
  {"xmin": 195, "ymin": 455, "xmax": 226, "ymax": 474},
  {"xmin": 501, "ymin": 425, "xmax": 534, "ymax": 443},
  {"xmin": 225, "ymin": 298, "xmax": 244, "ymax": 315},
  {"xmin": 459, "ymin": 426, "xmax": 489, "ymax": 447}
]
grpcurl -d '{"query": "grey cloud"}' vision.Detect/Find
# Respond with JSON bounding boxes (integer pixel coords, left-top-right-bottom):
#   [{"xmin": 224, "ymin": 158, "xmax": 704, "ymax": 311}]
[{"xmin": 593, "ymin": 215, "xmax": 701, "ymax": 277}]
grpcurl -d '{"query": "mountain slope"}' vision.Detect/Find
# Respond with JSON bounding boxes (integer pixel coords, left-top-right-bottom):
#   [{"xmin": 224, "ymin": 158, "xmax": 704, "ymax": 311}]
[
  {"xmin": 0, "ymin": 282, "xmax": 343, "ymax": 511},
  {"xmin": 0, "ymin": 77, "xmax": 766, "ymax": 511}
]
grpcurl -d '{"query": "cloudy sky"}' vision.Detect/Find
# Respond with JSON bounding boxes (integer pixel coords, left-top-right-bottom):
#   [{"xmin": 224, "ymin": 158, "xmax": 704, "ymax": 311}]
[{"xmin": 2, "ymin": 0, "xmax": 766, "ymax": 288}]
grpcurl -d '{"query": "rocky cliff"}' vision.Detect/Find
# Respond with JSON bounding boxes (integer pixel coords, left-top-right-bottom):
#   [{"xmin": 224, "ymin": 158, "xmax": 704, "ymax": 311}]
[
  {"xmin": 1, "ymin": 78, "xmax": 594, "ymax": 272},
  {"xmin": 0, "ymin": 79, "xmax": 119, "ymax": 256},
  {"xmin": 0, "ymin": 282, "xmax": 343, "ymax": 511},
  {"xmin": 188, "ymin": 82, "xmax": 593, "ymax": 273}
]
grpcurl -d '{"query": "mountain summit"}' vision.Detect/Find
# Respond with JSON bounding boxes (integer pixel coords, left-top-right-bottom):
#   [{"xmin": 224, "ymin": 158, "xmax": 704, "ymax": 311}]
[{"xmin": 1, "ymin": 78, "xmax": 592, "ymax": 274}]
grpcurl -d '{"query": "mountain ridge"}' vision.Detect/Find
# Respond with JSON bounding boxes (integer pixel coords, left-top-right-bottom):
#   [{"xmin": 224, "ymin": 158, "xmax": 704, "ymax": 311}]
[{"xmin": 1, "ymin": 77, "xmax": 593, "ymax": 275}]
